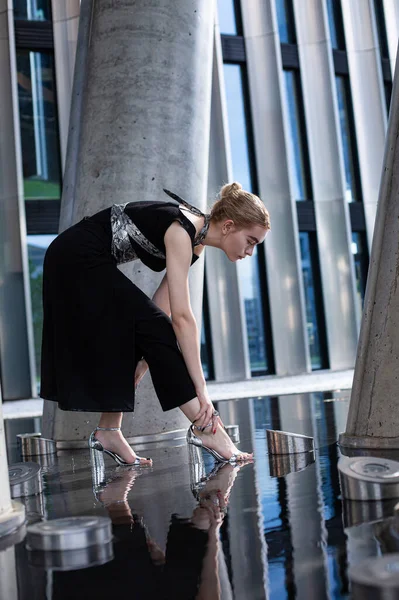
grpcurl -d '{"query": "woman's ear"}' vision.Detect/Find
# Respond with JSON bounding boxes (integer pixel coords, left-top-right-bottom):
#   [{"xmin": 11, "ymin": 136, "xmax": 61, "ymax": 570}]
[{"xmin": 222, "ymin": 219, "xmax": 235, "ymax": 234}]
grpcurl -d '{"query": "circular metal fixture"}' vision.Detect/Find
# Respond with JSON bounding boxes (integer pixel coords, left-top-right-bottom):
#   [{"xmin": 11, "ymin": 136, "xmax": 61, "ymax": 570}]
[
  {"xmin": 26, "ymin": 516, "xmax": 112, "ymax": 552},
  {"xmin": 350, "ymin": 554, "xmax": 399, "ymax": 599},
  {"xmin": 225, "ymin": 425, "xmax": 240, "ymax": 444},
  {"xmin": 28, "ymin": 541, "xmax": 114, "ymax": 571},
  {"xmin": 268, "ymin": 450, "xmax": 315, "ymax": 477},
  {"xmin": 342, "ymin": 497, "xmax": 398, "ymax": 528},
  {"xmin": 8, "ymin": 462, "xmax": 42, "ymax": 498},
  {"xmin": 266, "ymin": 429, "xmax": 314, "ymax": 455},
  {"xmin": 17, "ymin": 433, "xmax": 56, "ymax": 456},
  {"xmin": 338, "ymin": 456, "xmax": 399, "ymax": 501}
]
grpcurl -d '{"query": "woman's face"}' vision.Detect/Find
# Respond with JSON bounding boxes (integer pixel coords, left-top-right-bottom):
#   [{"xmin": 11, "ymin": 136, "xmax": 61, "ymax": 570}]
[{"xmin": 221, "ymin": 221, "xmax": 268, "ymax": 262}]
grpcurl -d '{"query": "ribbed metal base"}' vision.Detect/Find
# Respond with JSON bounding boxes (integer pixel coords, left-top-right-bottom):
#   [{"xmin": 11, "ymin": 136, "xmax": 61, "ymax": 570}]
[
  {"xmin": 27, "ymin": 516, "xmax": 112, "ymax": 551},
  {"xmin": 28, "ymin": 541, "xmax": 114, "ymax": 571},
  {"xmin": 339, "ymin": 433, "xmax": 399, "ymax": 450}
]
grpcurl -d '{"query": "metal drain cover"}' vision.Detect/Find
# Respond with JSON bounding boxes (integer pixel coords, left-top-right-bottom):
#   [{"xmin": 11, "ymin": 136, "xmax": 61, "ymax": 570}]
[
  {"xmin": 28, "ymin": 541, "xmax": 114, "ymax": 571},
  {"xmin": 266, "ymin": 429, "xmax": 314, "ymax": 455},
  {"xmin": 9, "ymin": 462, "xmax": 42, "ymax": 498},
  {"xmin": 17, "ymin": 433, "xmax": 57, "ymax": 456},
  {"xmin": 339, "ymin": 457, "xmax": 399, "ymax": 501},
  {"xmin": 26, "ymin": 516, "xmax": 112, "ymax": 551},
  {"xmin": 350, "ymin": 554, "xmax": 399, "ymax": 598}
]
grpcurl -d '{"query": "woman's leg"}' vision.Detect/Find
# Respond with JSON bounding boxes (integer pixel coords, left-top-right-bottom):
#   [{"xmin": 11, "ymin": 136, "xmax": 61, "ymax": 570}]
[
  {"xmin": 94, "ymin": 412, "xmax": 152, "ymax": 465},
  {"xmin": 179, "ymin": 398, "xmax": 253, "ymax": 461}
]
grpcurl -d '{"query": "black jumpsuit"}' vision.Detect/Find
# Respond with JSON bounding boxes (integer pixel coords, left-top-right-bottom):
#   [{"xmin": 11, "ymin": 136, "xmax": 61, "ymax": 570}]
[{"xmin": 40, "ymin": 198, "xmax": 202, "ymax": 413}]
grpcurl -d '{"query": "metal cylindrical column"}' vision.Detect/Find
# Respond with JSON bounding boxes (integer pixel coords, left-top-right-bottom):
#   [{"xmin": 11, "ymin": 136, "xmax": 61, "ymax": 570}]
[
  {"xmin": 339, "ymin": 42, "xmax": 399, "ymax": 449},
  {"xmin": 341, "ymin": 0, "xmax": 388, "ymax": 248},
  {"xmin": 292, "ymin": 0, "xmax": 359, "ymax": 368},
  {"xmin": 205, "ymin": 10, "xmax": 250, "ymax": 382},
  {"xmin": 241, "ymin": 0, "xmax": 310, "ymax": 376},
  {"xmin": 50, "ymin": 0, "xmax": 80, "ymax": 172},
  {"xmin": 42, "ymin": 0, "xmax": 215, "ymax": 445},
  {"xmin": 0, "ymin": 0, "xmax": 36, "ymax": 399}
]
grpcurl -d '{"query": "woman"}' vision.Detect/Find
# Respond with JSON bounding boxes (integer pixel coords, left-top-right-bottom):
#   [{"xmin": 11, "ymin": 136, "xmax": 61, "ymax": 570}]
[{"xmin": 40, "ymin": 182, "xmax": 270, "ymax": 466}]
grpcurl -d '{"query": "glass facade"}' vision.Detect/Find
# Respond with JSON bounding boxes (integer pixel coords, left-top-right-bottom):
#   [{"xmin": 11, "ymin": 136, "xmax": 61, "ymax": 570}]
[
  {"xmin": 17, "ymin": 51, "xmax": 62, "ymax": 201},
  {"xmin": 13, "ymin": 0, "xmax": 52, "ymax": 20},
  {"xmin": 27, "ymin": 234, "xmax": 56, "ymax": 386},
  {"xmin": 275, "ymin": 0, "xmax": 296, "ymax": 44},
  {"xmin": 326, "ymin": 0, "xmax": 346, "ymax": 50},
  {"xmin": 223, "ymin": 63, "xmax": 270, "ymax": 375},
  {"xmin": 299, "ymin": 233, "xmax": 327, "ymax": 370},
  {"xmin": 283, "ymin": 70, "xmax": 312, "ymax": 201},
  {"xmin": 335, "ymin": 75, "xmax": 362, "ymax": 203},
  {"xmin": 217, "ymin": 0, "xmax": 238, "ymax": 35}
]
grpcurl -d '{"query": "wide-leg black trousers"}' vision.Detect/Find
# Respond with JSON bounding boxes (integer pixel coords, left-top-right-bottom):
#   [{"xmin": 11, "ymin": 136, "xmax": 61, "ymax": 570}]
[{"xmin": 40, "ymin": 219, "xmax": 197, "ymax": 412}]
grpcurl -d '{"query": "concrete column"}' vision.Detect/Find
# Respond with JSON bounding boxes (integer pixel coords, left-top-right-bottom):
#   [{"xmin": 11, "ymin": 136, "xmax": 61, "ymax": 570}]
[
  {"xmin": 339, "ymin": 42, "xmax": 399, "ymax": 450},
  {"xmin": 241, "ymin": 0, "xmax": 310, "ymax": 376},
  {"xmin": 205, "ymin": 9, "xmax": 251, "ymax": 382},
  {"xmin": 42, "ymin": 0, "xmax": 215, "ymax": 446},
  {"xmin": 292, "ymin": 0, "xmax": 360, "ymax": 368},
  {"xmin": 341, "ymin": 0, "xmax": 388, "ymax": 248},
  {"xmin": 51, "ymin": 0, "xmax": 80, "ymax": 172},
  {"xmin": 0, "ymin": 0, "xmax": 36, "ymax": 399},
  {"xmin": 382, "ymin": 0, "xmax": 399, "ymax": 78},
  {"xmin": 0, "ymin": 548, "xmax": 18, "ymax": 600}
]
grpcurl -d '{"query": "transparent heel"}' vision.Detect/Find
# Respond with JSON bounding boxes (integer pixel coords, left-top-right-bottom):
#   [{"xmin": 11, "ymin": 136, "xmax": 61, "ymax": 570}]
[
  {"xmin": 188, "ymin": 439, "xmax": 203, "ymax": 466},
  {"xmin": 90, "ymin": 446, "xmax": 105, "ymax": 472}
]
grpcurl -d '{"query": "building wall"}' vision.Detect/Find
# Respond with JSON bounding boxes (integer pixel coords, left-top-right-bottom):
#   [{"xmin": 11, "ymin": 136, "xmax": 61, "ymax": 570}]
[{"xmin": 0, "ymin": 0, "xmax": 397, "ymax": 399}]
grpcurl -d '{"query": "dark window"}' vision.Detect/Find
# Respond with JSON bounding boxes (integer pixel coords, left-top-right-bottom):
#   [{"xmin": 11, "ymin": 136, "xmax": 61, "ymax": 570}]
[
  {"xmin": 13, "ymin": 0, "xmax": 52, "ymax": 20},
  {"xmin": 16, "ymin": 50, "xmax": 62, "ymax": 202},
  {"xmin": 276, "ymin": 0, "xmax": 297, "ymax": 44},
  {"xmin": 335, "ymin": 75, "xmax": 362, "ymax": 202},
  {"xmin": 217, "ymin": 0, "xmax": 242, "ymax": 36},
  {"xmin": 385, "ymin": 80, "xmax": 392, "ymax": 115},
  {"xmin": 351, "ymin": 232, "xmax": 369, "ymax": 313},
  {"xmin": 223, "ymin": 63, "xmax": 273, "ymax": 375},
  {"xmin": 373, "ymin": 0, "xmax": 390, "ymax": 60},
  {"xmin": 326, "ymin": 0, "xmax": 346, "ymax": 50},
  {"xmin": 299, "ymin": 232, "xmax": 329, "ymax": 370},
  {"xmin": 283, "ymin": 70, "xmax": 313, "ymax": 201},
  {"xmin": 201, "ymin": 280, "xmax": 215, "ymax": 381}
]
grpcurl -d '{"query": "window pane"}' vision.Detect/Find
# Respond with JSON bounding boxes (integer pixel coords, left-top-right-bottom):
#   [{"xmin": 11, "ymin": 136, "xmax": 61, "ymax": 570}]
[
  {"xmin": 373, "ymin": 0, "xmax": 389, "ymax": 61},
  {"xmin": 299, "ymin": 233, "xmax": 324, "ymax": 369},
  {"xmin": 351, "ymin": 232, "xmax": 369, "ymax": 314},
  {"xmin": 275, "ymin": 0, "xmax": 296, "ymax": 44},
  {"xmin": 283, "ymin": 70, "xmax": 312, "ymax": 201},
  {"xmin": 217, "ymin": 0, "xmax": 238, "ymax": 35},
  {"xmin": 27, "ymin": 234, "xmax": 56, "ymax": 389},
  {"xmin": 326, "ymin": 0, "xmax": 346, "ymax": 50},
  {"xmin": 335, "ymin": 76, "xmax": 361, "ymax": 202},
  {"xmin": 223, "ymin": 63, "xmax": 269, "ymax": 375},
  {"xmin": 17, "ymin": 51, "xmax": 62, "ymax": 200},
  {"xmin": 13, "ymin": 0, "xmax": 51, "ymax": 20}
]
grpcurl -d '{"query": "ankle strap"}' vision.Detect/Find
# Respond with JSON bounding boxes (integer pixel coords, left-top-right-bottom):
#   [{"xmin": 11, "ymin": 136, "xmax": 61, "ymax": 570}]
[{"xmin": 95, "ymin": 426, "xmax": 121, "ymax": 431}]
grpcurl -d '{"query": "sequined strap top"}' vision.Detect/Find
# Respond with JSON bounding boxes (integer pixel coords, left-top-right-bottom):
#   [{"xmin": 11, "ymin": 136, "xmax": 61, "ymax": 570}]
[{"xmin": 110, "ymin": 189, "xmax": 210, "ymax": 266}]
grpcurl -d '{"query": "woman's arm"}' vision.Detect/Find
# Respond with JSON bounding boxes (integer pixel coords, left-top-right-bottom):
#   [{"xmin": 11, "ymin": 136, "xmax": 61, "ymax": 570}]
[
  {"xmin": 152, "ymin": 273, "xmax": 171, "ymax": 316},
  {"xmin": 164, "ymin": 222, "xmax": 207, "ymax": 395}
]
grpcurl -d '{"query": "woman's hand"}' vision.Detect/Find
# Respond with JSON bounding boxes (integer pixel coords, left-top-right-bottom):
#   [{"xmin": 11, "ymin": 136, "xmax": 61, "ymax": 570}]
[
  {"xmin": 194, "ymin": 388, "xmax": 223, "ymax": 434},
  {"xmin": 134, "ymin": 358, "xmax": 149, "ymax": 389}
]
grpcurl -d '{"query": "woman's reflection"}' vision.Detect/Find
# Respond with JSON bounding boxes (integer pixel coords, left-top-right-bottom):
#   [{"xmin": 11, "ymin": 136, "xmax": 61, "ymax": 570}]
[{"xmin": 51, "ymin": 461, "xmax": 249, "ymax": 599}]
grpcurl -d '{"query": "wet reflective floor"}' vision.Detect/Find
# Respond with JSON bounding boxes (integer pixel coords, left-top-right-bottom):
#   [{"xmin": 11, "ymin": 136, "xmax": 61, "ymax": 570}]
[{"xmin": 3, "ymin": 390, "xmax": 395, "ymax": 599}]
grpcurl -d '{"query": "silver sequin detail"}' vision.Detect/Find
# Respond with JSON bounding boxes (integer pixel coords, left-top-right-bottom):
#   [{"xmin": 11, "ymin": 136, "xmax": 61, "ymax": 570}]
[{"xmin": 111, "ymin": 203, "xmax": 166, "ymax": 265}]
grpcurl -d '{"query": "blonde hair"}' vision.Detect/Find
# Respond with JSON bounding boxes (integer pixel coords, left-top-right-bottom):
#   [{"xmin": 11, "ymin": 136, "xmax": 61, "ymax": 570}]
[{"xmin": 210, "ymin": 182, "xmax": 270, "ymax": 231}]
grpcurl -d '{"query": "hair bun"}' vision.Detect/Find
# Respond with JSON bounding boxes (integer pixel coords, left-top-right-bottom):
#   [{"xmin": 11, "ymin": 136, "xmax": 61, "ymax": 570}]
[{"xmin": 220, "ymin": 181, "xmax": 242, "ymax": 198}]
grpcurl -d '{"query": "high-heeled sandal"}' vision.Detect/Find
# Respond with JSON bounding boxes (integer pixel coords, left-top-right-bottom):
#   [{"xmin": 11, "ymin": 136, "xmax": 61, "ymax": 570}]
[
  {"xmin": 187, "ymin": 424, "xmax": 247, "ymax": 465},
  {"xmin": 88, "ymin": 426, "xmax": 151, "ymax": 467}
]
